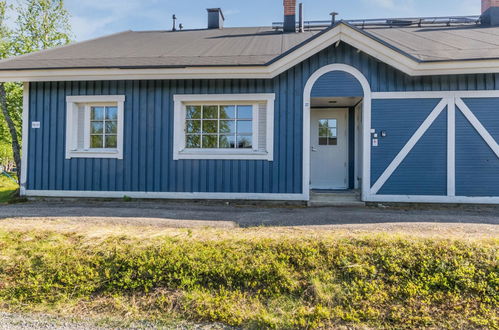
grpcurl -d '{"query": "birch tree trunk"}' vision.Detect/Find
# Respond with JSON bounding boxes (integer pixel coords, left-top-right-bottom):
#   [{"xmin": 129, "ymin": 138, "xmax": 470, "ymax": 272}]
[{"xmin": 0, "ymin": 82, "xmax": 21, "ymax": 184}]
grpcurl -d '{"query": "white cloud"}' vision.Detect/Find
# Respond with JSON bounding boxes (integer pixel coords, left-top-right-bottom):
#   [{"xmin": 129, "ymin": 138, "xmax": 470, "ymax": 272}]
[{"xmin": 67, "ymin": 0, "xmax": 165, "ymax": 40}]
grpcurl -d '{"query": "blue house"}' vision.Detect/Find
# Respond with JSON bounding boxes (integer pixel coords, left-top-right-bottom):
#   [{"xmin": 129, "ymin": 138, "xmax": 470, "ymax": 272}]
[{"xmin": 0, "ymin": 0, "xmax": 498, "ymax": 204}]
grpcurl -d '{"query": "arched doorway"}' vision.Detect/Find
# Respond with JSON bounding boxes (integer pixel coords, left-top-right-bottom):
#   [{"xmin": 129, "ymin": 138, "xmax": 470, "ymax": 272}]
[{"xmin": 303, "ymin": 64, "xmax": 372, "ymax": 201}]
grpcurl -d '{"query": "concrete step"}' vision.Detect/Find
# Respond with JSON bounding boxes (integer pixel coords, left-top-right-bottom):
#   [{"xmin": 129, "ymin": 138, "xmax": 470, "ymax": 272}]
[{"xmin": 308, "ymin": 190, "xmax": 365, "ymax": 207}]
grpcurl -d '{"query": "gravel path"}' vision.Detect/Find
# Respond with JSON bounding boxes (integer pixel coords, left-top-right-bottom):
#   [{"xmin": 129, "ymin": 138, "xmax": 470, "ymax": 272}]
[
  {"xmin": 0, "ymin": 200, "xmax": 498, "ymax": 228},
  {"xmin": 0, "ymin": 312, "xmax": 103, "ymax": 330},
  {"xmin": 0, "ymin": 312, "xmax": 229, "ymax": 330}
]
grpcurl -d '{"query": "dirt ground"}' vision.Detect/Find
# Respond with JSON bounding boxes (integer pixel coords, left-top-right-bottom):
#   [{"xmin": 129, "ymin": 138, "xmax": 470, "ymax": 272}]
[{"xmin": 0, "ymin": 200, "xmax": 498, "ymax": 239}]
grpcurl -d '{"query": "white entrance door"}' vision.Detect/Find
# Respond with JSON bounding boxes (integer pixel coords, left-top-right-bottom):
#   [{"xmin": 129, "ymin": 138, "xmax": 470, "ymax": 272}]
[{"xmin": 310, "ymin": 108, "xmax": 349, "ymax": 189}]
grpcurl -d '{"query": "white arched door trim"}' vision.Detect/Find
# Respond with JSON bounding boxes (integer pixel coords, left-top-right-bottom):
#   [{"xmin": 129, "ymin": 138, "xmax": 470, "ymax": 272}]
[{"xmin": 303, "ymin": 64, "xmax": 372, "ymax": 201}]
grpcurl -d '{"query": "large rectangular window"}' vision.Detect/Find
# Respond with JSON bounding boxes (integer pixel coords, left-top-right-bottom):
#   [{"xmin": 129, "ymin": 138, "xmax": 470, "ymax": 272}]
[
  {"xmin": 174, "ymin": 94, "xmax": 275, "ymax": 160},
  {"xmin": 185, "ymin": 104, "xmax": 253, "ymax": 149}
]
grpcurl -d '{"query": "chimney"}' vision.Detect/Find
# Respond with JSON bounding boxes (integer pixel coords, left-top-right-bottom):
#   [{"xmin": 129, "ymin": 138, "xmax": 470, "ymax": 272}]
[
  {"xmin": 283, "ymin": 0, "xmax": 296, "ymax": 32},
  {"xmin": 482, "ymin": 0, "xmax": 499, "ymax": 26},
  {"xmin": 207, "ymin": 8, "xmax": 224, "ymax": 29}
]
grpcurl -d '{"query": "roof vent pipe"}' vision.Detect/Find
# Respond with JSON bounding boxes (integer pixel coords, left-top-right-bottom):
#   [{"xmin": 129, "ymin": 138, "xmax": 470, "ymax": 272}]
[
  {"xmin": 207, "ymin": 8, "xmax": 225, "ymax": 29},
  {"xmin": 330, "ymin": 12, "xmax": 339, "ymax": 26},
  {"xmin": 172, "ymin": 14, "xmax": 177, "ymax": 31},
  {"xmin": 283, "ymin": 0, "xmax": 297, "ymax": 32},
  {"xmin": 298, "ymin": 3, "xmax": 304, "ymax": 32}
]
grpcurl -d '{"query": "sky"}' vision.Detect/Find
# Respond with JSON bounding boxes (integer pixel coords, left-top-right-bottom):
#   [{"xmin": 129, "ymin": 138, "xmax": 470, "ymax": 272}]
[{"xmin": 35, "ymin": 0, "xmax": 484, "ymax": 41}]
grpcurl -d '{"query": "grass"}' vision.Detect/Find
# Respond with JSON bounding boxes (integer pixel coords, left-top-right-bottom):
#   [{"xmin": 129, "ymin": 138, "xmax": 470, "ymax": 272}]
[
  {"xmin": 0, "ymin": 174, "xmax": 18, "ymax": 203},
  {"xmin": 0, "ymin": 221, "xmax": 497, "ymax": 329}
]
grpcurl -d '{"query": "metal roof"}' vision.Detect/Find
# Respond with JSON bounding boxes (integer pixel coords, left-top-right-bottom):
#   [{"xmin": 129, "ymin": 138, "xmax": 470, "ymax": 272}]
[
  {"xmin": 0, "ymin": 27, "xmax": 321, "ymax": 70},
  {"xmin": 364, "ymin": 25, "xmax": 499, "ymax": 62},
  {"xmin": 1, "ymin": 22, "xmax": 499, "ymax": 71}
]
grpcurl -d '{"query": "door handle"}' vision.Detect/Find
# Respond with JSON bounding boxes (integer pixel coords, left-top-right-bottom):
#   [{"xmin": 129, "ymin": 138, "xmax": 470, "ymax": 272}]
[{"xmin": 311, "ymin": 146, "xmax": 317, "ymax": 152}]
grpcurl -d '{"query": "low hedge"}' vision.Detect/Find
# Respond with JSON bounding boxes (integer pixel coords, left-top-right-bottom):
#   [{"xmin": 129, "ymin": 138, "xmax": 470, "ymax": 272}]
[{"xmin": 0, "ymin": 229, "xmax": 497, "ymax": 328}]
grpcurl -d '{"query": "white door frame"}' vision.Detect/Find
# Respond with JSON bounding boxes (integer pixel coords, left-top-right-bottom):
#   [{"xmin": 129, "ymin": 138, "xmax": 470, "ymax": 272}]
[{"xmin": 303, "ymin": 64, "xmax": 372, "ymax": 201}]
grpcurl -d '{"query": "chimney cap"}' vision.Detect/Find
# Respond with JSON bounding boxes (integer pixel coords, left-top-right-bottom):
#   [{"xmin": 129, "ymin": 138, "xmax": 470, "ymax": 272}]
[{"xmin": 207, "ymin": 8, "xmax": 225, "ymax": 20}]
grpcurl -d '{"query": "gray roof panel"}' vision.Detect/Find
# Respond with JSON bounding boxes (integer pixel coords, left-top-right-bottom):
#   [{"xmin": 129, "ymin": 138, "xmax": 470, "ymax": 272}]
[
  {"xmin": 0, "ymin": 27, "xmax": 321, "ymax": 70},
  {"xmin": 2, "ymin": 23, "xmax": 499, "ymax": 71}
]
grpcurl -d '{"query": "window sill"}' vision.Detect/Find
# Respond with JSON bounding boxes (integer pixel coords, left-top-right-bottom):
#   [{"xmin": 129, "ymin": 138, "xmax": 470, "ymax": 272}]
[
  {"xmin": 175, "ymin": 149, "xmax": 272, "ymax": 161},
  {"xmin": 66, "ymin": 149, "xmax": 122, "ymax": 159}
]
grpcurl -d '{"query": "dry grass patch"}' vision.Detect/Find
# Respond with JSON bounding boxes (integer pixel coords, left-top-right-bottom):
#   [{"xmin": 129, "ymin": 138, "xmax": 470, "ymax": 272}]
[{"xmin": 0, "ymin": 218, "xmax": 497, "ymax": 329}]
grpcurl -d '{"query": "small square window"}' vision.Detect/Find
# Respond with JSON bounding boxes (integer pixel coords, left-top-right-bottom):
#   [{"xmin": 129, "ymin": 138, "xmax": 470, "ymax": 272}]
[
  {"xmin": 318, "ymin": 119, "xmax": 338, "ymax": 146},
  {"xmin": 220, "ymin": 106, "xmax": 236, "ymax": 119},
  {"xmin": 186, "ymin": 106, "xmax": 202, "ymax": 119},
  {"xmin": 203, "ymin": 105, "xmax": 218, "ymax": 119},
  {"xmin": 65, "ymin": 95, "xmax": 125, "ymax": 159}
]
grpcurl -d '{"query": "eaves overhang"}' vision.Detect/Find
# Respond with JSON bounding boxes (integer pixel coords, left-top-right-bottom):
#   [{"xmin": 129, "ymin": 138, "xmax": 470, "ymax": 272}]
[{"xmin": 1, "ymin": 22, "xmax": 499, "ymax": 82}]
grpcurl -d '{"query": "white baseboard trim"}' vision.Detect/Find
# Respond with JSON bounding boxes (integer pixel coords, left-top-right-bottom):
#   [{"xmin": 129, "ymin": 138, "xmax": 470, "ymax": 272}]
[
  {"xmin": 24, "ymin": 190, "xmax": 308, "ymax": 201},
  {"xmin": 365, "ymin": 194, "xmax": 499, "ymax": 205}
]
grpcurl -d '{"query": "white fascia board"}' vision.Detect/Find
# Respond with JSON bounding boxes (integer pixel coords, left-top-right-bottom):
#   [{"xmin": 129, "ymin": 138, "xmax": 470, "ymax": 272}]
[
  {"xmin": 4, "ymin": 24, "xmax": 499, "ymax": 82},
  {"xmin": 365, "ymin": 194, "xmax": 499, "ymax": 205},
  {"xmin": 24, "ymin": 190, "xmax": 308, "ymax": 201}
]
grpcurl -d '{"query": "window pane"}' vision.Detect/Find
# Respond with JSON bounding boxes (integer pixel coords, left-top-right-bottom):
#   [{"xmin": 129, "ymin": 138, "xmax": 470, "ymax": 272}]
[
  {"xmin": 237, "ymin": 135, "xmax": 252, "ymax": 149},
  {"xmin": 186, "ymin": 135, "xmax": 201, "ymax": 148},
  {"xmin": 186, "ymin": 106, "xmax": 201, "ymax": 119},
  {"xmin": 202, "ymin": 120, "xmax": 218, "ymax": 134},
  {"xmin": 105, "ymin": 121, "xmax": 117, "ymax": 134},
  {"xmin": 91, "ymin": 135, "xmax": 103, "ymax": 148},
  {"xmin": 186, "ymin": 120, "xmax": 201, "ymax": 133},
  {"xmin": 319, "ymin": 137, "xmax": 328, "ymax": 146},
  {"xmin": 105, "ymin": 135, "xmax": 117, "ymax": 148},
  {"xmin": 319, "ymin": 120, "xmax": 328, "ymax": 129},
  {"xmin": 219, "ymin": 120, "xmax": 235, "ymax": 134},
  {"xmin": 328, "ymin": 119, "xmax": 337, "ymax": 128},
  {"xmin": 203, "ymin": 105, "xmax": 218, "ymax": 119},
  {"xmin": 328, "ymin": 138, "xmax": 338, "ymax": 146},
  {"xmin": 219, "ymin": 135, "xmax": 236, "ymax": 148},
  {"xmin": 91, "ymin": 122, "xmax": 104, "ymax": 134},
  {"xmin": 106, "ymin": 107, "xmax": 118, "ymax": 120},
  {"xmin": 91, "ymin": 107, "xmax": 104, "ymax": 120},
  {"xmin": 319, "ymin": 127, "xmax": 328, "ymax": 137},
  {"xmin": 329, "ymin": 128, "xmax": 337, "ymax": 138},
  {"xmin": 237, "ymin": 105, "xmax": 253, "ymax": 119},
  {"xmin": 236, "ymin": 121, "xmax": 252, "ymax": 134},
  {"xmin": 220, "ymin": 106, "xmax": 236, "ymax": 119},
  {"xmin": 202, "ymin": 135, "xmax": 218, "ymax": 148}
]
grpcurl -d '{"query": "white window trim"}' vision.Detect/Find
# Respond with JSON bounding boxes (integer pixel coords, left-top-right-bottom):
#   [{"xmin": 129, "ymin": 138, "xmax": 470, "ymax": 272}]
[
  {"xmin": 65, "ymin": 95, "xmax": 125, "ymax": 159},
  {"xmin": 173, "ymin": 94, "xmax": 275, "ymax": 160}
]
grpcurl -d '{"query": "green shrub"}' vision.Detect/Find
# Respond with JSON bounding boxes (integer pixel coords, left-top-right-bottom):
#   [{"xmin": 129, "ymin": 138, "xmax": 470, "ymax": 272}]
[{"xmin": 0, "ymin": 230, "xmax": 497, "ymax": 329}]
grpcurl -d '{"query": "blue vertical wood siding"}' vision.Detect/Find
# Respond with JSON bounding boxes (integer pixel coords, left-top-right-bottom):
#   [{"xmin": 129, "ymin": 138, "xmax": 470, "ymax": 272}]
[
  {"xmin": 26, "ymin": 42, "xmax": 499, "ymax": 196},
  {"xmin": 456, "ymin": 99, "xmax": 499, "ymax": 197},
  {"xmin": 311, "ymin": 71, "xmax": 363, "ymax": 97},
  {"xmin": 370, "ymin": 99, "xmax": 443, "ymax": 186},
  {"xmin": 377, "ymin": 109, "xmax": 447, "ymax": 196}
]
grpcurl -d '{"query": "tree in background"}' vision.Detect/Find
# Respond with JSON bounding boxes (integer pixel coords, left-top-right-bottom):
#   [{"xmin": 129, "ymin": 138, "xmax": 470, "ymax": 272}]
[
  {"xmin": 0, "ymin": 0, "xmax": 72, "ymax": 183},
  {"xmin": 12, "ymin": 0, "xmax": 72, "ymax": 55},
  {"xmin": 0, "ymin": 1, "xmax": 20, "ymax": 177}
]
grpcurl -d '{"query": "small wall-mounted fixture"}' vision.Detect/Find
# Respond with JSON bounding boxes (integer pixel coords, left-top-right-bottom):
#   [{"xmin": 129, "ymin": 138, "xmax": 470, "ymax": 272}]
[{"xmin": 381, "ymin": 131, "xmax": 387, "ymax": 137}]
